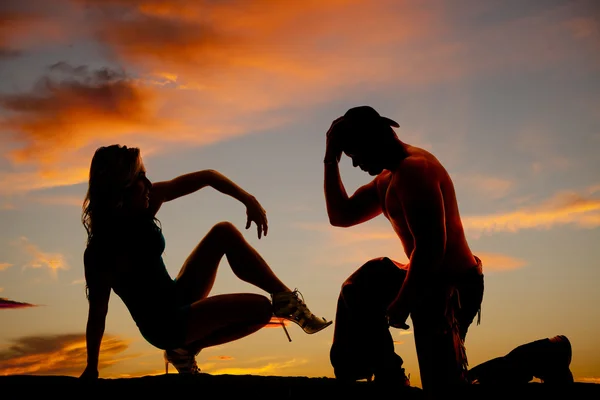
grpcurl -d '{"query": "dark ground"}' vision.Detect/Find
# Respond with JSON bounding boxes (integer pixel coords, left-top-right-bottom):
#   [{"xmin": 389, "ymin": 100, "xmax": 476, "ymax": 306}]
[{"xmin": 1, "ymin": 374, "xmax": 598, "ymax": 399}]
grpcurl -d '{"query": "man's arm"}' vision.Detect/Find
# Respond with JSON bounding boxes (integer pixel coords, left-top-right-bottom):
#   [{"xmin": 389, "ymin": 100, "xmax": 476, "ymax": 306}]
[
  {"xmin": 387, "ymin": 160, "xmax": 446, "ymax": 327},
  {"xmin": 323, "ymin": 117, "xmax": 382, "ymax": 227},
  {"xmin": 81, "ymin": 256, "xmax": 111, "ymax": 379},
  {"xmin": 325, "ymin": 164, "xmax": 383, "ymax": 227}
]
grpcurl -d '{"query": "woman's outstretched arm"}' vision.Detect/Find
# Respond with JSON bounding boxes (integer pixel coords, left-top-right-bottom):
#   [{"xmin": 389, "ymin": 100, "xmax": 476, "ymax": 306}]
[
  {"xmin": 150, "ymin": 169, "xmax": 268, "ymax": 238},
  {"xmin": 151, "ymin": 169, "xmax": 251, "ymax": 204}
]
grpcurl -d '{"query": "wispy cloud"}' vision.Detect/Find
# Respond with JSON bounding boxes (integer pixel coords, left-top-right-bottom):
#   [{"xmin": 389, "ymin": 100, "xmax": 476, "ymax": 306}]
[
  {"xmin": 295, "ymin": 222, "xmax": 408, "ymax": 268},
  {"xmin": 516, "ymin": 127, "xmax": 571, "ymax": 175},
  {"xmin": 0, "ymin": 333, "xmax": 133, "ymax": 376},
  {"xmin": 474, "ymin": 252, "xmax": 527, "ymax": 272},
  {"xmin": 0, "ymin": 169, "xmax": 90, "ymax": 196},
  {"xmin": 463, "ymin": 189, "xmax": 600, "ymax": 236},
  {"xmin": 0, "ymin": 297, "xmax": 37, "ymax": 309},
  {"xmin": 208, "ymin": 355, "xmax": 235, "ymax": 361},
  {"xmin": 12, "ymin": 237, "xmax": 69, "ymax": 277},
  {"xmin": 297, "ymin": 222, "xmax": 531, "ymax": 275},
  {"xmin": 576, "ymin": 377, "xmax": 600, "ymax": 384},
  {"xmin": 454, "ymin": 174, "xmax": 514, "ymax": 200},
  {"xmin": 392, "ymin": 329, "xmax": 414, "ymax": 345},
  {"xmin": 0, "ymin": 262, "xmax": 12, "ymax": 271},
  {"xmin": 204, "ymin": 357, "xmax": 307, "ymax": 376}
]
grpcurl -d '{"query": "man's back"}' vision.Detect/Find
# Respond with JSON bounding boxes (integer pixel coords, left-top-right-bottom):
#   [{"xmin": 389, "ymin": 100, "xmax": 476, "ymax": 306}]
[{"xmin": 376, "ymin": 144, "xmax": 477, "ymax": 274}]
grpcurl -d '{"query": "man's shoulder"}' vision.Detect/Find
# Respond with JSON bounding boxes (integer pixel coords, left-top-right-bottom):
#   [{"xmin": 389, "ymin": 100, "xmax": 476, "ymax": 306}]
[
  {"xmin": 396, "ymin": 154, "xmax": 438, "ymax": 176},
  {"xmin": 389, "ymin": 156, "xmax": 443, "ymax": 194}
]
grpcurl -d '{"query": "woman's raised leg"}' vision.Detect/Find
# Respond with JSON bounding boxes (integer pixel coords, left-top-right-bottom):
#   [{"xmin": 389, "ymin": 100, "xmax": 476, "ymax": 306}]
[
  {"xmin": 174, "ymin": 221, "xmax": 290, "ymax": 304},
  {"xmin": 169, "ymin": 220, "xmax": 331, "ymax": 371}
]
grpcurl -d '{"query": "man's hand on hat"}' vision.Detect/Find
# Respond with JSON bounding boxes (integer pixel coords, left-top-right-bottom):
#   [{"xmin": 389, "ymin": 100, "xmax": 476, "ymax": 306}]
[{"xmin": 324, "ymin": 116, "xmax": 345, "ymax": 164}]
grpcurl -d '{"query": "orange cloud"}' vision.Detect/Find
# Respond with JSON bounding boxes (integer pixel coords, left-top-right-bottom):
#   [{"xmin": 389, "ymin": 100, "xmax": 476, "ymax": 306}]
[
  {"xmin": 0, "ymin": 263, "xmax": 12, "ymax": 271},
  {"xmin": 0, "ymin": 333, "xmax": 131, "ymax": 376},
  {"xmin": 0, "ymin": 63, "xmax": 174, "ymax": 195},
  {"xmin": 76, "ymin": 0, "xmax": 600, "ymax": 96},
  {"xmin": 204, "ymin": 357, "xmax": 307, "ymax": 376},
  {"xmin": 473, "ymin": 252, "xmax": 527, "ymax": 272},
  {"xmin": 1, "ymin": 63, "xmax": 165, "ymax": 167},
  {"xmin": 463, "ymin": 189, "xmax": 600, "ymax": 236},
  {"xmin": 2, "ymin": 0, "xmax": 597, "ymax": 199},
  {"xmin": 576, "ymin": 377, "xmax": 600, "ymax": 384},
  {"xmin": 0, "ymin": 297, "xmax": 37, "ymax": 309},
  {"xmin": 0, "ymin": 3, "xmax": 65, "ymax": 58},
  {"xmin": 66, "ymin": 0, "xmax": 453, "ymax": 120},
  {"xmin": 0, "ymin": 168, "xmax": 89, "ymax": 196}
]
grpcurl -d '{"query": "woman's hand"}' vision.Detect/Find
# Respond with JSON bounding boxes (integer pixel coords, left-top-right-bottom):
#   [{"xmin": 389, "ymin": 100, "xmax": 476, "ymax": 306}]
[
  {"xmin": 244, "ymin": 194, "xmax": 268, "ymax": 239},
  {"xmin": 79, "ymin": 365, "xmax": 99, "ymax": 381}
]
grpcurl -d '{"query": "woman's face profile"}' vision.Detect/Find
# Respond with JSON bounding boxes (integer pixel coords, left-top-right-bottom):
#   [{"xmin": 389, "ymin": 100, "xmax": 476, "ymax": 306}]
[{"xmin": 125, "ymin": 161, "xmax": 152, "ymax": 212}]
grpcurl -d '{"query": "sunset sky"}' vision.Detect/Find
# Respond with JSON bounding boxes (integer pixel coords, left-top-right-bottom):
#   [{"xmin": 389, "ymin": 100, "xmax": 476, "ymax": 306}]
[{"xmin": 1, "ymin": 0, "xmax": 599, "ymax": 387}]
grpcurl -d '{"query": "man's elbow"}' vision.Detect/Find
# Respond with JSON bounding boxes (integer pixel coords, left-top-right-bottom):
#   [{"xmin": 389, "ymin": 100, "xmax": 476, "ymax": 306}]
[{"xmin": 328, "ymin": 214, "xmax": 352, "ymax": 228}]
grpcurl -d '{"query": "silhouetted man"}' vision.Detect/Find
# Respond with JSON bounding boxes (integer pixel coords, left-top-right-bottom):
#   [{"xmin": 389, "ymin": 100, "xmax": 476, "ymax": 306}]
[{"xmin": 323, "ymin": 106, "xmax": 484, "ymax": 394}]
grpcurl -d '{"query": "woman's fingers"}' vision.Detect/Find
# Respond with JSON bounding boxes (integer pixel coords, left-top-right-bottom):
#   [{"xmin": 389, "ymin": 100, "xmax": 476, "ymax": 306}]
[{"xmin": 246, "ymin": 201, "xmax": 268, "ymax": 239}]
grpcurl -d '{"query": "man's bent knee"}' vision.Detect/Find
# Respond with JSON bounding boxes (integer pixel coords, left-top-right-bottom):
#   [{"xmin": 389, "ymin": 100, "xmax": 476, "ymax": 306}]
[{"xmin": 346, "ymin": 257, "xmax": 397, "ymax": 285}]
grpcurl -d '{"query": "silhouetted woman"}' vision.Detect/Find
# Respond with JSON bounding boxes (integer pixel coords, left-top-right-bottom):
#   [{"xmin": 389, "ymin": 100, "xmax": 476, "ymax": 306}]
[{"xmin": 80, "ymin": 144, "xmax": 331, "ymax": 378}]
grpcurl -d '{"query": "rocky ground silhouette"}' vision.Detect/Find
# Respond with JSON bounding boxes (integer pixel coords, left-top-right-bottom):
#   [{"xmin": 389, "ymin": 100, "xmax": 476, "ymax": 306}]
[{"xmin": 1, "ymin": 373, "xmax": 599, "ymax": 399}]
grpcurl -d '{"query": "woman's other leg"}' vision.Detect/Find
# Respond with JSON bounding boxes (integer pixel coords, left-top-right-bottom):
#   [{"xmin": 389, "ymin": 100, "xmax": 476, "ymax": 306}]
[{"xmin": 183, "ymin": 293, "xmax": 273, "ymax": 347}]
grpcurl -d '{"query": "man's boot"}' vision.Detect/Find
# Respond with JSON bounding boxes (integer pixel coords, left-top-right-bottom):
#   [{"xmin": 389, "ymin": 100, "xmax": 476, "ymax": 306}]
[{"xmin": 468, "ymin": 335, "xmax": 574, "ymax": 385}]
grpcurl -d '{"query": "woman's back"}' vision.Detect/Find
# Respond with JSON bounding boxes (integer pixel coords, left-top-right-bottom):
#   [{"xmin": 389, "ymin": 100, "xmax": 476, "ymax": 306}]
[{"xmin": 85, "ymin": 216, "xmax": 178, "ymax": 328}]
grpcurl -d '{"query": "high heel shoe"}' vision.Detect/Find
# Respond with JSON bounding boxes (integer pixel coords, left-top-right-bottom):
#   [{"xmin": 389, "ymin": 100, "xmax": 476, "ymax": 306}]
[
  {"xmin": 164, "ymin": 348, "xmax": 201, "ymax": 375},
  {"xmin": 272, "ymin": 289, "xmax": 333, "ymax": 336}
]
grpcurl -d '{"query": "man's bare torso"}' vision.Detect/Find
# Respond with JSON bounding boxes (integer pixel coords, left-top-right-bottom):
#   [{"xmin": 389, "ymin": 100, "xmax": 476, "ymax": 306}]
[{"xmin": 375, "ymin": 145, "xmax": 477, "ymax": 274}]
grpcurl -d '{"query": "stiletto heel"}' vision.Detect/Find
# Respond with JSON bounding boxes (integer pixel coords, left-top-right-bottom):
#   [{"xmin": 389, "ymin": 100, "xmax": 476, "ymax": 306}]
[
  {"xmin": 272, "ymin": 289, "xmax": 333, "ymax": 335},
  {"xmin": 279, "ymin": 317, "xmax": 292, "ymax": 342},
  {"xmin": 163, "ymin": 348, "xmax": 201, "ymax": 374}
]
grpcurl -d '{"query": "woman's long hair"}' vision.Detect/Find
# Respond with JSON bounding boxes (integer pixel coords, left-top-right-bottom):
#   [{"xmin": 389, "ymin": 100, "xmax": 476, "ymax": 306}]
[{"xmin": 82, "ymin": 145, "xmax": 143, "ymax": 245}]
